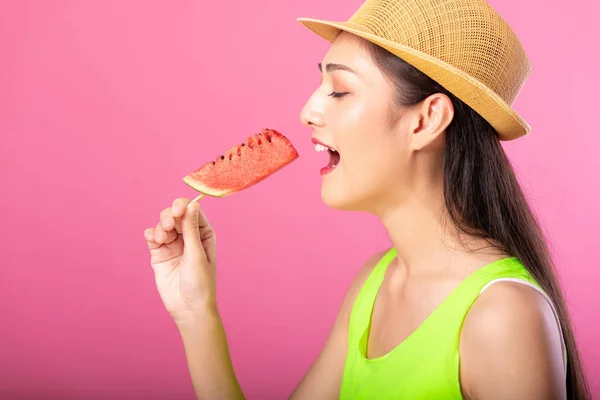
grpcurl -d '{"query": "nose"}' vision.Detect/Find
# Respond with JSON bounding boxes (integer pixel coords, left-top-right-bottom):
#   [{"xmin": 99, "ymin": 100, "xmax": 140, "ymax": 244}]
[{"xmin": 300, "ymin": 104, "xmax": 326, "ymax": 128}]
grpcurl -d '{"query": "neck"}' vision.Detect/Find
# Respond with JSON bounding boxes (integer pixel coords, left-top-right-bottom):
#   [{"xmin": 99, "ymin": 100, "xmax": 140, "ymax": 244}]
[
  {"xmin": 379, "ymin": 186, "xmax": 458, "ymax": 272},
  {"xmin": 377, "ymin": 181, "xmax": 503, "ymax": 275}
]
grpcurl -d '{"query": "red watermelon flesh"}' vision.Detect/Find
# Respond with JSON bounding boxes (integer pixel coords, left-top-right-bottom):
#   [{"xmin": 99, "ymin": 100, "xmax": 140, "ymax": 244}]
[{"xmin": 183, "ymin": 128, "xmax": 299, "ymax": 197}]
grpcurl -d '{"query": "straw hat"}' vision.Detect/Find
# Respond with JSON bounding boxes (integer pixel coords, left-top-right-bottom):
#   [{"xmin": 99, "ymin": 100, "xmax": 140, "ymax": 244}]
[{"xmin": 297, "ymin": 0, "xmax": 532, "ymax": 141}]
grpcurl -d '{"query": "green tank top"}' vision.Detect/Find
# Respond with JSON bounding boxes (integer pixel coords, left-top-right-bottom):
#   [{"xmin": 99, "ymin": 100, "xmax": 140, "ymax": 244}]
[{"xmin": 339, "ymin": 248, "xmax": 565, "ymax": 399}]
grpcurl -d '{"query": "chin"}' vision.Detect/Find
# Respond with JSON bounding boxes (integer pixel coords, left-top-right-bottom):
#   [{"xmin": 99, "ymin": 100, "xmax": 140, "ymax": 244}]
[{"xmin": 321, "ymin": 181, "xmax": 364, "ymax": 212}]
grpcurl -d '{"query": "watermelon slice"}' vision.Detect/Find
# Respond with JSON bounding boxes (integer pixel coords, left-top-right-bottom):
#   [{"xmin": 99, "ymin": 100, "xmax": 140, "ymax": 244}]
[{"xmin": 183, "ymin": 128, "xmax": 299, "ymax": 199}]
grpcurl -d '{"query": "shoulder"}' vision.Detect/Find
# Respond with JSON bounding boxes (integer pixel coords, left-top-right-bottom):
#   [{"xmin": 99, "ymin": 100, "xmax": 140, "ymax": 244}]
[{"xmin": 459, "ymin": 280, "xmax": 566, "ymax": 399}]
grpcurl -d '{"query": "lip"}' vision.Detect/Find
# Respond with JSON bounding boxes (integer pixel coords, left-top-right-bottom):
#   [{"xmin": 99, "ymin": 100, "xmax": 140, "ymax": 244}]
[
  {"xmin": 311, "ymin": 137, "xmax": 335, "ymax": 150},
  {"xmin": 320, "ymin": 164, "xmax": 337, "ymax": 176},
  {"xmin": 312, "ymin": 137, "xmax": 340, "ymax": 176}
]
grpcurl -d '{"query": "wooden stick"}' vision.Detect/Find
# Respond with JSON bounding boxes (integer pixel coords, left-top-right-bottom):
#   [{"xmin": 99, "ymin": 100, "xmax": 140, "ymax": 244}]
[{"xmin": 192, "ymin": 193, "xmax": 206, "ymax": 203}]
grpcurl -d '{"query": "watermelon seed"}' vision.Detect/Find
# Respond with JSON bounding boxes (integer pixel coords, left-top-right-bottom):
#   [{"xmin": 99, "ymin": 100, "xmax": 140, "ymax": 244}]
[
  {"xmin": 220, "ymin": 155, "xmax": 225, "ymax": 160},
  {"xmin": 266, "ymin": 135, "xmax": 272, "ymax": 143},
  {"xmin": 241, "ymin": 143, "xmax": 245, "ymax": 146},
  {"xmin": 212, "ymin": 161, "xmax": 216, "ymax": 165}
]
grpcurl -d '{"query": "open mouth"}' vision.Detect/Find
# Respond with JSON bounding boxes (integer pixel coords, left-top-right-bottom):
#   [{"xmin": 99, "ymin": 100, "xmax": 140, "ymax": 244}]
[{"xmin": 315, "ymin": 143, "xmax": 341, "ymax": 172}]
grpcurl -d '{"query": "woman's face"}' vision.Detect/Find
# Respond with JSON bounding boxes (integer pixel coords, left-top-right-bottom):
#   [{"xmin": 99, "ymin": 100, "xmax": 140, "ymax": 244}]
[{"xmin": 300, "ymin": 32, "xmax": 418, "ymax": 213}]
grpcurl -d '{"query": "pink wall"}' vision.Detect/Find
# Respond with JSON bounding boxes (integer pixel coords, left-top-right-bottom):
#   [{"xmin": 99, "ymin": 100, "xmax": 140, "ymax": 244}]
[{"xmin": 1, "ymin": 0, "xmax": 598, "ymax": 398}]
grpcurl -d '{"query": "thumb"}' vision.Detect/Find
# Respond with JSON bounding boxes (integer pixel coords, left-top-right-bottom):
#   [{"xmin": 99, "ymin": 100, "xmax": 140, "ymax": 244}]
[{"xmin": 181, "ymin": 201, "xmax": 206, "ymax": 260}]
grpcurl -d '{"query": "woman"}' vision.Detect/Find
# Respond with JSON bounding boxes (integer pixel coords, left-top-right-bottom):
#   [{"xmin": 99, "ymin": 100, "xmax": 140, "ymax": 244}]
[{"xmin": 144, "ymin": 0, "xmax": 590, "ymax": 398}]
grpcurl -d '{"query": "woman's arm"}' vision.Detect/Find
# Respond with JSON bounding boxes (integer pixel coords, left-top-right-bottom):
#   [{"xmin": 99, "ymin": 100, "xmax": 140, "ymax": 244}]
[{"xmin": 176, "ymin": 306, "xmax": 245, "ymax": 400}]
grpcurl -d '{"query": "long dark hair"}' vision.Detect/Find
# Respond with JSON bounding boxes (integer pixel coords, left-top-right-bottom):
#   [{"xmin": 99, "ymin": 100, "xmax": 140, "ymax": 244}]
[{"xmin": 362, "ymin": 39, "xmax": 590, "ymax": 399}]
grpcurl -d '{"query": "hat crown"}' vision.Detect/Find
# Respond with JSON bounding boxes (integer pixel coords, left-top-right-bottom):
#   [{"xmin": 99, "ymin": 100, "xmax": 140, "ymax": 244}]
[{"xmin": 347, "ymin": 0, "xmax": 531, "ymax": 105}]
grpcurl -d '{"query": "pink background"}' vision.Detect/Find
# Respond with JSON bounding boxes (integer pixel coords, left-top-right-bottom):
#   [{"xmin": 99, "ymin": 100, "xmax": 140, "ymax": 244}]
[{"xmin": 1, "ymin": 0, "xmax": 598, "ymax": 398}]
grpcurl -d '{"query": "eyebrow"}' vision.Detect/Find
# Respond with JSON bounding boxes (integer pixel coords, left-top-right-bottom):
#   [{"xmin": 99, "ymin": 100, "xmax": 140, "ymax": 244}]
[{"xmin": 318, "ymin": 62, "xmax": 356, "ymax": 75}]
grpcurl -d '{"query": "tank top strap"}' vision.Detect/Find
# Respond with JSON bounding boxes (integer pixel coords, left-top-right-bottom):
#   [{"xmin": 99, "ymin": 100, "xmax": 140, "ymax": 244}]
[
  {"xmin": 415, "ymin": 256, "xmax": 538, "ymax": 344},
  {"xmin": 411, "ymin": 255, "xmax": 568, "ymax": 376},
  {"xmin": 347, "ymin": 248, "xmax": 398, "ymax": 343}
]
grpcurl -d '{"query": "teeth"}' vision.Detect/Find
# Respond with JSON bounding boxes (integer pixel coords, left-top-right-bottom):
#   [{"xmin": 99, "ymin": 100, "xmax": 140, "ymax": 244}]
[{"xmin": 314, "ymin": 143, "xmax": 336, "ymax": 152}]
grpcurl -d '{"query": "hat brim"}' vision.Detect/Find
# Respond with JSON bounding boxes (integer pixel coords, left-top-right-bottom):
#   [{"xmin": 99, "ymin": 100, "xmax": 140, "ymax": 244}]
[{"xmin": 297, "ymin": 17, "xmax": 530, "ymax": 141}]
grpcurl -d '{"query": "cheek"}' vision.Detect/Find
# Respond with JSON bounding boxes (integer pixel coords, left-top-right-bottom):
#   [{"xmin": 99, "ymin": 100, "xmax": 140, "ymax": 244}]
[
  {"xmin": 346, "ymin": 133, "xmax": 408, "ymax": 187},
  {"xmin": 329, "ymin": 94, "xmax": 402, "ymax": 179},
  {"xmin": 332, "ymin": 99, "xmax": 391, "ymax": 153},
  {"xmin": 329, "ymin": 91, "xmax": 382, "ymax": 131},
  {"xmin": 343, "ymin": 139, "xmax": 397, "ymax": 179}
]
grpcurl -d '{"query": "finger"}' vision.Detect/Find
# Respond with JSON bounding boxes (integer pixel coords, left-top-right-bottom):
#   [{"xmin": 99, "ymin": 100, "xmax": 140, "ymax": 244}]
[
  {"xmin": 154, "ymin": 221, "xmax": 174, "ymax": 245},
  {"xmin": 145, "ymin": 228, "xmax": 162, "ymax": 250},
  {"xmin": 172, "ymin": 198, "xmax": 191, "ymax": 219},
  {"xmin": 154, "ymin": 221, "xmax": 178, "ymax": 245},
  {"xmin": 161, "ymin": 222, "xmax": 178, "ymax": 244},
  {"xmin": 181, "ymin": 201, "xmax": 206, "ymax": 260},
  {"xmin": 159, "ymin": 207, "xmax": 174, "ymax": 231},
  {"xmin": 171, "ymin": 198, "xmax": 191, "ymax": 235},
  {"xmin": 197, "ymin": 205, "xmax": 217, "ymax": 263}
]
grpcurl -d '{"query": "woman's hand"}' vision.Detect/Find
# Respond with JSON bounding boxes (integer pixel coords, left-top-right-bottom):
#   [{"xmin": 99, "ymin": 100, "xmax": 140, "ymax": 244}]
[{"xmin": 144, "ymin": 197, "xmax": 218, "ymax": 324}]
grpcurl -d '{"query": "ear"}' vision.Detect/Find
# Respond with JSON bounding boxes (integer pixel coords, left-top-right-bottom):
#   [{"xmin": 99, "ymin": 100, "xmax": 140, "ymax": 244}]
[{"xmin": 408, "ymin": 93, "xmax": 454, "ymax": 151}]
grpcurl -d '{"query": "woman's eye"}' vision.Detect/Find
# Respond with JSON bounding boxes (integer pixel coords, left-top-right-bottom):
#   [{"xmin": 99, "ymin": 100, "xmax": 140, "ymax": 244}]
[{"xmin": 328, "ymin": 91, "xmax": 348, "ymax": 98}]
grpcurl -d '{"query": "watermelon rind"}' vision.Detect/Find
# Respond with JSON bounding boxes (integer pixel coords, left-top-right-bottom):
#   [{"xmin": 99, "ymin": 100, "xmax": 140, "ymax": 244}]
[{"xmin": 182, "ymin": 175, "xmax": 228, "ymax": 198}]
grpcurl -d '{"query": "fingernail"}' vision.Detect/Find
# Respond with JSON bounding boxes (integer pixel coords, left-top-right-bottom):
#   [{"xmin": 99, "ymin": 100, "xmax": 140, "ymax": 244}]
[{"xmin": 162, "ymin": 218, "xmax": 171, "ymax": 228}]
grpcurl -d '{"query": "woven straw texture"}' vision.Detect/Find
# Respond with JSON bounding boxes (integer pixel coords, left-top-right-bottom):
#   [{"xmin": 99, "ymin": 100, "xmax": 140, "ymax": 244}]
[{"xmin": 298, "ymin": 0, "xmax": 532, "ymax": 140}]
